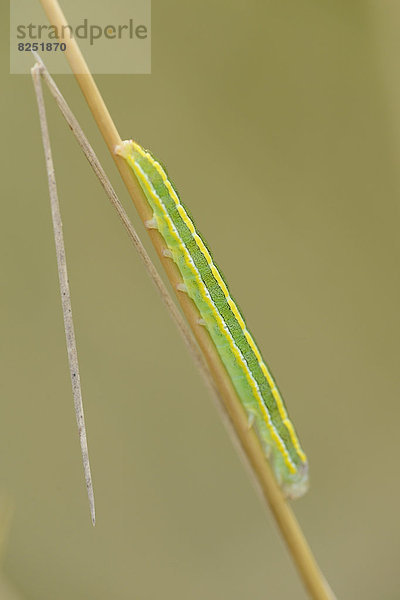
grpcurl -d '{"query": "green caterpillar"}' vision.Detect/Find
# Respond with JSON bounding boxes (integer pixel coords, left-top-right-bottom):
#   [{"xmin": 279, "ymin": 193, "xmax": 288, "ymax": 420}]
[{"xmin": 116, "ymin": 140, "xmax": 308, "ymax": 499}]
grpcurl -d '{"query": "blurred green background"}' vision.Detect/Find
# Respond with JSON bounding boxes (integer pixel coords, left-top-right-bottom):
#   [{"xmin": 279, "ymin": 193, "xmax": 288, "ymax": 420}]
[{"xmin": 2, "ymin": 1, "xmax": 400, "ymax": 598}]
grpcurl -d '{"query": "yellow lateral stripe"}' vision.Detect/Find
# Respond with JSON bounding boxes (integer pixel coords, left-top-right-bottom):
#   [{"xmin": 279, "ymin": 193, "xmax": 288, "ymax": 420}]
[
  {"xmin": 137, "ymin": 148, "xmax": 288, "ymax": 400},
  {"xmin": 134, "ymin": 143, "xmax": 306, "ymax": 463},
  {"xmin": 128, "ymin": 151, "xmax": 297, "ymax": 473}
]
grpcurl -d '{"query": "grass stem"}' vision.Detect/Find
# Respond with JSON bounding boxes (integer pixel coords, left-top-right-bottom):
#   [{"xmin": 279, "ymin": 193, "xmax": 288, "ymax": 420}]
[{"xmin": 37, "ymin": 1, "xmax": 336, "ymax": 597}]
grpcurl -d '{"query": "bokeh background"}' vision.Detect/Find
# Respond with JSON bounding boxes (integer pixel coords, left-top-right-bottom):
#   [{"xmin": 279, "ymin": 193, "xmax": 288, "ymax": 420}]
[{"xmin": 2, "ymin": 2, "xmax": 400, "ymax": 598}]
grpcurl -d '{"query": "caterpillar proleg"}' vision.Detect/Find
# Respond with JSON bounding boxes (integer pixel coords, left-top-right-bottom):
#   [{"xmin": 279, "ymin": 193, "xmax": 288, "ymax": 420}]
[{"xmin": 116, "ymin": 140, "xmax": 308, "ymax": 499}]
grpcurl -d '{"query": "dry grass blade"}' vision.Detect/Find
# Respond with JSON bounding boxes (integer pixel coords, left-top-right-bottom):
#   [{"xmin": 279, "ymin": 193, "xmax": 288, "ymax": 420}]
[
  {"xmin": 31, "ymin": 53, "xmax": 219, "ymax": 405},
  {"xmin": 31, "ymin": 64, "xmax": 96, "ymax": 526}
]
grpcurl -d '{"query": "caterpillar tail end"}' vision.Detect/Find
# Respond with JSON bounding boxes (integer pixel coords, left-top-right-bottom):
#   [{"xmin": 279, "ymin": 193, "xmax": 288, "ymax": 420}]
[{"xmin": 281, "ymin": 461, "xmax": 309, "ymax": 500}]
